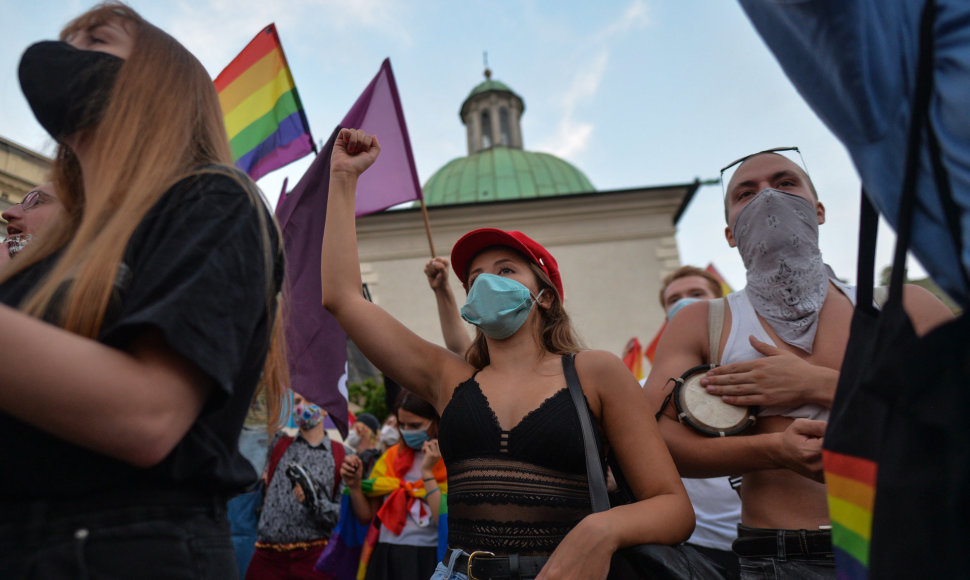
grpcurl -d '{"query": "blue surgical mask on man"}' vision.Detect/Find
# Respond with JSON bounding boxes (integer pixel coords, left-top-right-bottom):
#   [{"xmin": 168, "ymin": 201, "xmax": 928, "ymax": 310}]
[
  {"xmin": 667, "ymin": 297, "xmax": 704, "ymax": 320},
  {"xmin": 460, "ymin": 273, "xmax": 545, "ymax": 339}
]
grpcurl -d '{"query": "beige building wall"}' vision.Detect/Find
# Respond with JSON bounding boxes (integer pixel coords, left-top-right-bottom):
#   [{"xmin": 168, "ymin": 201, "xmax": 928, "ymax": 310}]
[
  {"xmin": 356, "ymin": 184, "xmax": 694, "ymax": 357},
  {"xmin": 0, "ymin": 136, "xmax": 52, "ymax": 221}
]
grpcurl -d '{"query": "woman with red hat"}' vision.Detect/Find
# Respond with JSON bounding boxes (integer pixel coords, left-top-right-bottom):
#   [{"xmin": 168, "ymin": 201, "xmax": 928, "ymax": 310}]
[{"xmin": 321, "ymin": 129, "xmax": 693, "ymax": 580}]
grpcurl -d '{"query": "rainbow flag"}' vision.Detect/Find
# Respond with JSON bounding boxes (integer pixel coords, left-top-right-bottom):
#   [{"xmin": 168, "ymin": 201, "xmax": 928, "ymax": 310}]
[
  {"xmin": 215, "ymin": 24, "xmax": 315, "ymax": 181},
  {"xmin": 644, "ymin": 323, "xmax": 665, "ymax": 364},
  {"xmin": 705, "ymin": 262, "xmax": 734, "ymax": 295},
  {"xmin": 622, "ymin": 337, "xmax": 645, "ymax": 380},
  {"xmin": 823, "ymin": 450, "xmax": 878, "ymax": 580},
  {"xmin": 361, "ymin": 444, "xmax": 448, "ymax": 563}
]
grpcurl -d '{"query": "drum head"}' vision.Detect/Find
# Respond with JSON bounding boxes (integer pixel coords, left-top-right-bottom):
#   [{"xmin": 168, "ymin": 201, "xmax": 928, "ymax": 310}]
[{"xmin": 673, "ymin": 364, "xmax": 756, "ymax": 437}]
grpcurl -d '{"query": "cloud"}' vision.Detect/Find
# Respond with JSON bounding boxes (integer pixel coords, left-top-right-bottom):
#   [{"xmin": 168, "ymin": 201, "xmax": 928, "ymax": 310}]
[
  {"xmin": 597, "ymin": 0, "xmax": 651, "ymax": 40},
  {"xmin": 161, "ymin": 0, "xmax": 410, "ymax": 76},
  {"xmin": 537, "ymin": 0, "xmax": 650, "ymax": 159}
]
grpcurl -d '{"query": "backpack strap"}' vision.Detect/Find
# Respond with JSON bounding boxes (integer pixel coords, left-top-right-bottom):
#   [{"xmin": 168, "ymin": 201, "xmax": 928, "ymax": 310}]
[
  {"xmin": 707, "ymin": 297, "xmax": 726, "ymax": 365},
  {"xmin": 654, "ymin": 297, "xmax": 727, "ymax": 421},
  {"xmin": 266, "ymin": 434, "xmax": 295, "ymax": 485}
]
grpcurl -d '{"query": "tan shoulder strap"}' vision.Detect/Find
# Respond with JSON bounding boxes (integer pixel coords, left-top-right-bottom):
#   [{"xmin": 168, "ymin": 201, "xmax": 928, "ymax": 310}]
[
  {"xmin": 873, "ymin": 285, "xmax": 890, "ymax": 308},
  {"xmin": 707, "ymin": 298, "xmax": 726, "ymax": 365}
]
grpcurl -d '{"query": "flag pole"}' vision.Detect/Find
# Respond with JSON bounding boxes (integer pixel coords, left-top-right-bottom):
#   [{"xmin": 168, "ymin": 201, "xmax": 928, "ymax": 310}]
[{"xmin": 418, "ymin": 197, "xmax": 436, "ymax": 257}]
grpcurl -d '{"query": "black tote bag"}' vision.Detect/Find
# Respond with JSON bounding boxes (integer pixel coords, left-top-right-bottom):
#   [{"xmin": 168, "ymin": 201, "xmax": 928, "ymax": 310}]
[{"xmin": 822, "ymin": 1, "xmax": 970, "ymax": 577}]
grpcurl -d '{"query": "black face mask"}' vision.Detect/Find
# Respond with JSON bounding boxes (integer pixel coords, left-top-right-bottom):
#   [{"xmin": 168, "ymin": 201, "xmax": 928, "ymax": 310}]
[{"xmin": 18, "ymin": 41, "xmax": 124, "ymax": 141}]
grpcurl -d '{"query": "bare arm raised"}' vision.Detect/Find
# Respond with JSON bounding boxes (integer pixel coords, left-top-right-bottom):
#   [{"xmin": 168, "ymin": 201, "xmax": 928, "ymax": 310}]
[{"xmin": 320, "ymin": 129, "xmax": 471, "ymax": 410}]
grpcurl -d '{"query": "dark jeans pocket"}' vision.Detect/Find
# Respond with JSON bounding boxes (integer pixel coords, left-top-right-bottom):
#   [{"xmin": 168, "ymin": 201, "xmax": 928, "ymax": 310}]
[
  {"xmin": 738, "ymin": 557, "xmax": 774, "ymax": 580},
  {"xmin": 22, "ymin": 513, "xmax": 237, "ymax": 580},
  {"xmin": 739, "ymin": 557, "xmax": 835, "ymax": 580}
]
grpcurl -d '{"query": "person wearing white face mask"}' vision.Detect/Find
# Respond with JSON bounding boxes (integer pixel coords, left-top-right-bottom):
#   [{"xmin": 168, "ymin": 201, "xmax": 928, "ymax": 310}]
[
  {"xmin": 0, "ymin": 181, "xmax": 62, "ymax": 267},
  {"xmin": 644, "ymin": 150, "xmax": 952, "ymax": 578},
  {"xmin": 346, "ymin": 412, "xmax": 381, "ymax": 475},
  {"xmin": 378, "ymin": 414, "xmax": 400, "ymax": 450}
]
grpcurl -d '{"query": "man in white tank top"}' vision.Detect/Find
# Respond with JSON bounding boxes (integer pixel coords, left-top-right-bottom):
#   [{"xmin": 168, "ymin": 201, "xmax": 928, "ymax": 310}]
[{"xmin": 643, "ymin": 151, "xmax": 952, "ymax": 579}]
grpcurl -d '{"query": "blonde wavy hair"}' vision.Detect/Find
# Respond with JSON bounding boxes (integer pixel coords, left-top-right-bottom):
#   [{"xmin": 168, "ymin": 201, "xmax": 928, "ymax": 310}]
[{"xmin": 3, "ymin": 2, "xmax": 288, "ymax": 429}]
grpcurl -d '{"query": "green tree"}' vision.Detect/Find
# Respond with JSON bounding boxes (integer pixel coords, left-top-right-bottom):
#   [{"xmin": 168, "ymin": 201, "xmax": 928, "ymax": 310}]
[
  {"xmin": 347, "ymin": 377, "xmax": 388, "ymax": 420},
  {"xmin": 877, "ymin": 265, "xmax": 961, "ymax": 314}
]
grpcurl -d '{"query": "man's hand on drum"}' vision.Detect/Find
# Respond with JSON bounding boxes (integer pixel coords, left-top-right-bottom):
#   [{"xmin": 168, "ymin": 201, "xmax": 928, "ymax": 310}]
[
  {"xmin": 700, "ymin": 335, "xmax": 838, "ymax": 408},
  {"xmin": 777, "ymin": 418, "xmax": 826, "ymax": 482}
]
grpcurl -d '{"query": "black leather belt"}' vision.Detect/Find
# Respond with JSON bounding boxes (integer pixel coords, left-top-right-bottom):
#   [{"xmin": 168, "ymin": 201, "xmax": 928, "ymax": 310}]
[
  {"xmin": 732, "ymin": 524, "xmax": 833, "ymax": 559},
  {"xmin": 445, "ymin": 549, "xmax": 548, "ymax": 580}
]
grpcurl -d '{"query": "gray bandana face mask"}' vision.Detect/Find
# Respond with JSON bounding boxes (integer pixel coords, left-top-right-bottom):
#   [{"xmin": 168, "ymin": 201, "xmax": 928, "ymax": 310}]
[{"xmin": 731, "ymin": 188, "xmax": 828, "ymax": 353}]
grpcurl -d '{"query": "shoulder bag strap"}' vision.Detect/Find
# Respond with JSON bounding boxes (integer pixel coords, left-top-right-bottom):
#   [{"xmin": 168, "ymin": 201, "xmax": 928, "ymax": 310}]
[
  {"xmin": 266, "ymin": 434, "xmax": 295, "ymax": 485},
  {"xmin": 883, "ymin": 0, "xmax": 939, "ymax": 302},
  {"xmin": 856, "ymin": 192, "xmax": 880, "ymax": 312},
  {"xmin": 562, "ymin": 353, "xmax": 611, "ymax": 513},
  {"xmin": 706, "ymin": 298, "xmax": 725, "ymax": 365}
]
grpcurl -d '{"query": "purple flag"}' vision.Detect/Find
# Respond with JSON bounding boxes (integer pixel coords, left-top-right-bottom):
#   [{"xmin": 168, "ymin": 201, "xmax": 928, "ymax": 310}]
[
  {"xmin": 348, "ymin": 58, "xmax": 423, "ymax": 215},
  {"xmin": 275, "ymin": 59, "xmax": 422, "ymax": 437}
]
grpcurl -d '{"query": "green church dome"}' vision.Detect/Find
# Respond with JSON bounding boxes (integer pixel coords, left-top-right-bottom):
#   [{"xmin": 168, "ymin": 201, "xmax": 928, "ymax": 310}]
[
  {"xmin": 423, "ymin": 146, "xmax": 595, "ymax": 207},
  {"xmin": 468, "ymin": 78, "xmax": 515, "ymax": 97}
]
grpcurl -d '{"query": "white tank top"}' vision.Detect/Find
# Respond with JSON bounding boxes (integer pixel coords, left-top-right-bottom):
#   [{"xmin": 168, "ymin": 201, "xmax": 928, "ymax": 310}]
[
  {"xmin": 721, "ymin": 279, "xmax": 857, "ymax": 421},
  {"xmin": 681, "ymin": 477, "xmax": 742, "ymax": 551}
]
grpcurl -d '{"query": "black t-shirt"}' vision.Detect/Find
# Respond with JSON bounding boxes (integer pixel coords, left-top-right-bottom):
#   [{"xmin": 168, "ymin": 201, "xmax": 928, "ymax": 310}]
[{"xmin": 0, "ymin": 168, "xmax": 283, "ymax": 499}]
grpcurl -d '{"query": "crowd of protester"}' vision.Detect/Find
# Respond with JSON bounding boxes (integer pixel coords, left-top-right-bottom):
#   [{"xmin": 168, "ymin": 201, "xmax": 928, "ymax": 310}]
[{"xmin": 2, "ymin": 2, "xmax": 966, "ymax": 579}]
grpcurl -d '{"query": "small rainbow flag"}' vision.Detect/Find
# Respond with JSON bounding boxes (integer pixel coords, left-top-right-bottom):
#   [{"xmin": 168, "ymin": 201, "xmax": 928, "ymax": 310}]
[
  {"xmin": 215, "ymin": 24, "xmax": 315, "ymax": 181},
  {"xmin": 623, "ymin": 337, "xmax": 645, "ymax": 380},
  {"xmin": 823, "ymin": 450, "xmax": 878, "ymax": 580},
  {"xmin": 705, "ymin": 263, "xmax": 734, "ymax": 295}
]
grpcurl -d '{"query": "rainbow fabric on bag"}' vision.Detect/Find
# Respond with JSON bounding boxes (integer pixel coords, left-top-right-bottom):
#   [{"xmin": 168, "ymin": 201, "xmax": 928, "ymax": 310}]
[{"xmin": 823, "ymin": 450, "xmax": 877, "ymax": 580}]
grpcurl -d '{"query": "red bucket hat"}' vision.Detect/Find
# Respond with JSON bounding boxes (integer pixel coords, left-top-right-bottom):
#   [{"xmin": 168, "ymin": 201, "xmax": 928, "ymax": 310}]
[{"xmin": 450, "ymin": 228, "xmax": 564, "ymax": 300}]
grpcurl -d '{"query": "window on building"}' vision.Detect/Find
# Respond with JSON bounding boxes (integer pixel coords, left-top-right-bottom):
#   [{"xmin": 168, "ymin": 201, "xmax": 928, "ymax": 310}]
[
  {"xmin": 480, "ymin": 110, "xmax": 493, "ymax": 149},
  {"xmin": 499, "ymin": 107, "xmax": 511, "ymax": 146}
]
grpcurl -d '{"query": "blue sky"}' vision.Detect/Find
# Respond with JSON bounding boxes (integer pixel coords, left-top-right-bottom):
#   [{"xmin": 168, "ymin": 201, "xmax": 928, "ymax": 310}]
[{"xmin": 0, "ymin": 0, "xmax": 925, "ymax": 289}]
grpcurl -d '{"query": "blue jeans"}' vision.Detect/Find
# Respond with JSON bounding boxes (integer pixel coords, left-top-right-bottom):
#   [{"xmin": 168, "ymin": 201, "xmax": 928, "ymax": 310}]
[
  {"xmin": 429, "ymin": 549, "xmax": 470, "ymax": 580},
  {"xmin": 0, "ymin": 490, "xmax": 237, "ymax": 579}
]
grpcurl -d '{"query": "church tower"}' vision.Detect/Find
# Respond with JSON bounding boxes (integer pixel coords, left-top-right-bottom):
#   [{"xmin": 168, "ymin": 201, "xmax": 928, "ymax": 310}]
[
  {"xmin": 460, "ymin": 67, "xmax": 525, "ymax": 153},
  {"xmin": 423, "ymin": 68, "xmax": 594, "ymax": 206}
]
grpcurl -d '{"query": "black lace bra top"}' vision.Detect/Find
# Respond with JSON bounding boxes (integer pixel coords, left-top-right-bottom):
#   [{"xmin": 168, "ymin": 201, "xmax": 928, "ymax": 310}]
[{"xmin": 437, "ymin": 371, "xmax": 604, "ymax": 555}]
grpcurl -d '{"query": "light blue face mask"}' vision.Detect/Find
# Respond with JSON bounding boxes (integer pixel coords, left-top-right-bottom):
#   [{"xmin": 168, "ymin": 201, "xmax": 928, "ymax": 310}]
[
  {"xmin": 400, "ymin": 428, "xmax": 430, "ymax": 450},
  {"xmin": 666, "ymin": 297, "xmax": 704, "ymax": 320},
  {"xmin": 460, "ymin": 273, "xmax": 544, "ymax": 339}
]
